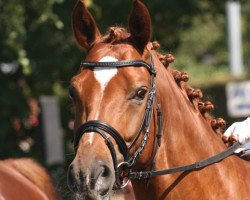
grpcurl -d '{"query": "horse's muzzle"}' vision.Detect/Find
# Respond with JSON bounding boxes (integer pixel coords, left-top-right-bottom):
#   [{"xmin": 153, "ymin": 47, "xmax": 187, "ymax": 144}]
[{"xmin": 67, "ymin": 160, "xmax": 114, "ymax": 199}]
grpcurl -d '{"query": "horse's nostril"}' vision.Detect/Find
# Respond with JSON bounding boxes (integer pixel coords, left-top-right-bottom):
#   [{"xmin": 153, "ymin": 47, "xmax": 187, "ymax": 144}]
[
  {"xmin": 101, "ymin": 165, "xmax": 110, "ymax": 177},
  {"xmin": 67, "ymin": 160, "xmax": 114, "ymax": 196},
  {"xmin": 99, "ymin": 188, "xmax": 109, "ymax": 196},
  {"xmin": 67, "ymin": 164, "xmax": 77, "ymax": 192},
  {"xmin": 92, "ymin": 161, "xmax": 112, "ymax": 180},
  {"xmin": 91, "ymin": 160, "xmax": 114, "ymax": 196}
]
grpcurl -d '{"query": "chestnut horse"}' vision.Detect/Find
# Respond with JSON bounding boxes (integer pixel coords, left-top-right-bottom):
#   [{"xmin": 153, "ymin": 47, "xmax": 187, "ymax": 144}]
[
  {"xmin": 68, "ymin": 0, "xmax": 250, "ymax": 199},
  {"xmin": 0, "ymin": 158, "xmax": 58, "ymax": 200}
]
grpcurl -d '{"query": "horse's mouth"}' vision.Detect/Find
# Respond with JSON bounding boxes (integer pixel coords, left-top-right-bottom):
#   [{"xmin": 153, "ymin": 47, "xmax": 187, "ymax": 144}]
[{"xmin": 75, "ymin": 192, "xmax": 110, "ymax": 200}]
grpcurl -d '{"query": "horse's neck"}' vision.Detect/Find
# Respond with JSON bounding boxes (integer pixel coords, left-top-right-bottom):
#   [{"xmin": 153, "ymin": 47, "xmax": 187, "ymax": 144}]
[
  {"xmin": 132, "ymin": 54, "xmax": 250, "ymax": 200},
  {"xmin": 154, "ymin": 54, "xmax": 225, "ymax": 159}
]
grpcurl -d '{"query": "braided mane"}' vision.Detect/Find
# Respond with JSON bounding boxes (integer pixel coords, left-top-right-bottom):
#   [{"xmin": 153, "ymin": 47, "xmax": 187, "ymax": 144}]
[
  {"xmin": 151, "ymin": 41, "xmax": 226, "ymax": 137},
  {"xmin": 99, "ymin": 27, "xmax": 131, "ymax": 44},
  {"xmin": 99, "ymin": 27, "xmax": 226, "ymax": 136}
]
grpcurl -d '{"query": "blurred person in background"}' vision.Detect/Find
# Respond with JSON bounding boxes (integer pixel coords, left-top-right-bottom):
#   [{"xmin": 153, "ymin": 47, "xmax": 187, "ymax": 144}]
[{"xmin": 223, "ymin": 117, "xmax": 250, "ymax": 160}]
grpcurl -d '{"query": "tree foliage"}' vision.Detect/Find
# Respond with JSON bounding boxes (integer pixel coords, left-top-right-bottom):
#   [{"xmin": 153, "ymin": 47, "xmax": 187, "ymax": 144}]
[{"xmin": 0, "ymin": 0, "xmax": 79, "ymax": 159}]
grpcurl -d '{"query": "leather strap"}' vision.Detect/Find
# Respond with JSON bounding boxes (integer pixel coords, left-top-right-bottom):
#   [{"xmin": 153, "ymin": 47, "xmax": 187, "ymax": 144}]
[
  {"xmin": 128, "ymin": 142, "xmax": 241, "ymax": 179},
  {"xmin": 81, "ymin": 59, "xmax": 156, "ymax": 76},
  {"xmin": 74, "ymin": 124, "xmax": 122, "ymax": 188},
  {"xmin": 74, "ymin": 120, "xmax": 129, "ymax": 160}
]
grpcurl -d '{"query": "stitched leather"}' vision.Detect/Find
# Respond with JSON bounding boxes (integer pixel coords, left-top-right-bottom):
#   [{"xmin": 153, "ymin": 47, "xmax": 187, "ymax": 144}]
[{"xmin": 81, "ymin": 59, "xmax": 156, "ymax": 76}]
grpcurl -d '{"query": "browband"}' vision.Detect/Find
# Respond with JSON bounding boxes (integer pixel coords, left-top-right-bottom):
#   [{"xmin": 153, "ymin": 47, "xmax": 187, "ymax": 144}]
[{"xmin": 81, "ymin": 59, "xmax": 156, "ymax": 76}]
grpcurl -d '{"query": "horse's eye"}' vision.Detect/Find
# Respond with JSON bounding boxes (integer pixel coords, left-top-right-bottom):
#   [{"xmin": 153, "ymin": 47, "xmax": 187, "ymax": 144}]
[
  {"xmin": 68, "ymin": 85, "xmax": 77, "ymax": 101},
  {"xmin": 134, "ymin": 87, "xmax": 148, "ymax": 100}
]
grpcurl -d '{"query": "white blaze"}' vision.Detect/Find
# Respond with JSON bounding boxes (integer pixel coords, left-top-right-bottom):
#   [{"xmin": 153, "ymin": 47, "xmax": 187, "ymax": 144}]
[
  {"xmin": 87, "ymin": 56, "xmax": 118, "ymax": 144},
  {"xmin": 94, "ymin": 56, "xmax": 118, "ymax": 91}
]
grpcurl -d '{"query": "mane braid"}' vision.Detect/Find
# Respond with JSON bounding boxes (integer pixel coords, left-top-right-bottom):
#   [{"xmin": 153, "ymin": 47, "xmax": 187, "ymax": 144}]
[
  {"xmin": 101, "ymin": 27, "xmax": 131, "ymax": 43},
  {"xmin": 155, "ymin": 42, "xmax": 226, "ymax": 138}
]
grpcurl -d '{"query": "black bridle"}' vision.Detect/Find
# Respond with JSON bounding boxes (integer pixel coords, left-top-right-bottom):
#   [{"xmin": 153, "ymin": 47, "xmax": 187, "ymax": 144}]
[{"xmin": 73, "ymin": 54, "xmax": 241, "ymax": 189}]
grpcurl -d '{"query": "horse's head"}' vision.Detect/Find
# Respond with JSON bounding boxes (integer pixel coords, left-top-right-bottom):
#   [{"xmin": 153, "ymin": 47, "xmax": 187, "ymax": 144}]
[{"xmin": 68, "ymin": 0, "xmax": 158, "ymax": 199}]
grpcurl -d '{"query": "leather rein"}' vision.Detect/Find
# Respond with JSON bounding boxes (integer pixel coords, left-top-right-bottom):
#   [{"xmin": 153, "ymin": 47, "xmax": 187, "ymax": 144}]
[{"xmin": 73, "ymin": 53, "xmax": 241, "ymax": 189}]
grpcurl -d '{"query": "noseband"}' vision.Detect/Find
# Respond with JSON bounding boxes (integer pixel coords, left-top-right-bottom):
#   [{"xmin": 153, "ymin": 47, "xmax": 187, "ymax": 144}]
[{"xmin": 74, "ymin": 55, "xmax": 163, "ymax": 188}]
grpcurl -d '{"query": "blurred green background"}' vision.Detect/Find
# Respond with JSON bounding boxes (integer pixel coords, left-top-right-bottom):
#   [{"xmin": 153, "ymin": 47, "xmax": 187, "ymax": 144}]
[{"xmin": 0, "ymin": 0, "xmax": 250, "ymax": 199}]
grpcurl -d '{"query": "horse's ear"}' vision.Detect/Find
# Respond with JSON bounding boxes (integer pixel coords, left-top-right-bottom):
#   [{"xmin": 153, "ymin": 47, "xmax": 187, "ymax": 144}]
[
  {"xmin": 72, "ymin": 0, "xmax": 101, "ymax": 49},
  {"xmin": 129, "ymin": 0, "xmax": 152, "ymax": 53}
]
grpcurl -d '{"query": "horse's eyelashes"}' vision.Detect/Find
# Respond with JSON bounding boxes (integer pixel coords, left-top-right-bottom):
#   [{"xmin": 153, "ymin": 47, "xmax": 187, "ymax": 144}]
[
  {"xmin": 68, "ymin": 85, "xmax": 77, "ymax": 101},
  {"xmin": 134, "ymin": 86, "xmax": 148, "ymax": 101}
]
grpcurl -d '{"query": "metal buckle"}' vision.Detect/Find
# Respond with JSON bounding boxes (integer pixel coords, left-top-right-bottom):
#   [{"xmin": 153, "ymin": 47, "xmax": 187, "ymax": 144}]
[
  {"xmin": 117, "ymin": 161, "xmax": 130, "ymax": 169},
  {"xmin": 117, "ymin": 162, "xmax": 131, "ymax": 188},
  {"xmin": 120, "ymin": 177, "xmax": 130, "ymax": 189}
]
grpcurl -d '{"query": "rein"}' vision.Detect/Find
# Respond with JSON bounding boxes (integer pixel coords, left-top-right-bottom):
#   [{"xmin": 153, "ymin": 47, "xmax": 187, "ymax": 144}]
[
  {"xmin": 73, "ymin": 53, "xmax": 241, "ymax": 189},
  {"xmin": 128, "ymin": 142, "xmax": 241, "ymax": 179}
]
